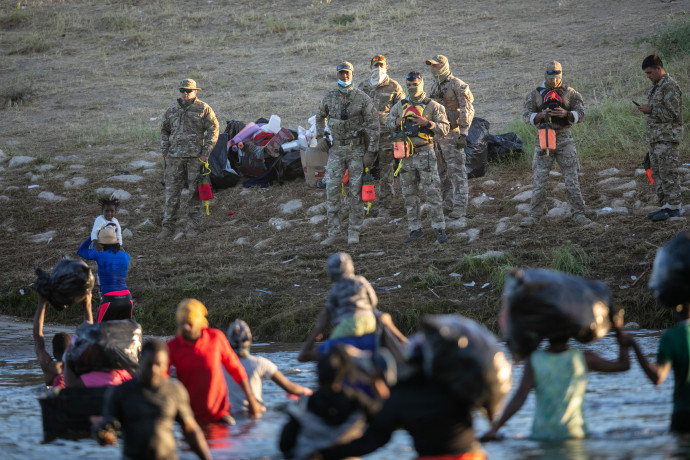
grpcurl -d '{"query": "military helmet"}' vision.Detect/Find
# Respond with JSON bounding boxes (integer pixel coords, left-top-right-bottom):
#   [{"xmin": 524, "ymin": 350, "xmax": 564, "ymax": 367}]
[
  {"xmin": 336, "ymin": 61, "xmax": 354, "ymax": 73},
  {"xmin": 179, "ymin": 78, "xmax": 202, "ymax": 90}
]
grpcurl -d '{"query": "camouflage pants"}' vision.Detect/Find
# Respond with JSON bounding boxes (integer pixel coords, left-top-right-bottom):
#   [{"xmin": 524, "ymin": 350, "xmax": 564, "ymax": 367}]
[
  {"xmin": 363, "ymin": 146, "xmax": 397, "ymax": 210},
  {"xmin": 529, "ymin": 131, "xmax": 586, "ymax": 218},
  {"xmin": 648, "ymin": 141, "xmax": 681, "ymax": 207},
  {"xmin": 325, "ymin": 144, "xmax": 365, "ymax": 237},
  {"xmin": 435, "ymin": 130, "xmax": 469, "ymax": 214},
  {"xmin": 162, "ymin": 157, "xmax": 203, "ymax": 229},
  {"xmin": 398, "ymin": 148, "xmax": 445, "ymax": 231}
]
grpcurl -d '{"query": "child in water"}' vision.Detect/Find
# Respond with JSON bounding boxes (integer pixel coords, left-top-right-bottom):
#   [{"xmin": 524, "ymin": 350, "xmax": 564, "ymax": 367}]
[
  {"xmin": 481, "ymin": 332, "xmax": 630, "ymax": 441},
  {"xmin": 225, "ymin": 319, "xmax": 312, "ymax": 414},
  {"xmin": 91, "ymin": 196, "xmax": 122, "ymax": 251},
  {"xmin": 298, "ymin": 252, "xmax": 406, "ymax": 362}
]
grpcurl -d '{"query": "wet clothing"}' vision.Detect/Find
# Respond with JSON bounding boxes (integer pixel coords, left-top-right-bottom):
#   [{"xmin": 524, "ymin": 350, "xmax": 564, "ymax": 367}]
[
  {"xmin": 387, "ymin": 98, "xmax": 450, "ymax": 232},
  {"xmin": 316, "ymin": 86, "xmax": 379, "ymax": 238},
  {"xmin": 320, "ymin": 378, "xmax": 481, "ymax": 459},
  {"xmin": 51, "ymin": 373, "xmax": 65, "ymax": 389},
  {"xmin": 523, "ymin": 81, "xmax": 587, "ymax": 220},
  {"xmin": 77, "ymin": 237, "xmax": 129, "ymax": 294},
  {"xmin": 646, "ymin": 73, "xmax": 683, "ymax": 209},
  {"xmin": 91, "ymin": 215, "xmax": 122, "ymax": 246},
  {"xmin": 97, "ymin": 290, "xmax": 133, "ymax": 322},
  {"xmin": 318, "ymin": 333, "xmax": 377, "ymax": 356},
  {"xmin": 530, "ymin": 349, "xmax": 588, "ymax": 440},
  {"xmin": 167, "ymin": 328, "xmax": 247, "ymax": 425},
  {"xmin": 103, "ymin": 377, "xmax": 195, "ymax": 460},
  {"xmin": 81, "ymin": 369, "xmax": 132, "ymax": 388},
  {"xmin": 280, "ymin": 389, "xmax": 370, "ymax": 459},
  {"xmin": 658, "ymin": 320, "xmax": 690, "ymax": 431},
  {"xmin": 225, "ymin": 354, "xmax": 277, "ymax": 414}
]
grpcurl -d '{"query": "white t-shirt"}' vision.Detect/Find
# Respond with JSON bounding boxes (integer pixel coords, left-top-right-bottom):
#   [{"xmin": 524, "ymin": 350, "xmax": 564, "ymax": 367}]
[
  {"xmin": 225, "ymin": 354, "xmax": 277, "ymax": 414},
  {"xmin": 91, "ymin": 215, "xmax": 123, "ymax": 245}
]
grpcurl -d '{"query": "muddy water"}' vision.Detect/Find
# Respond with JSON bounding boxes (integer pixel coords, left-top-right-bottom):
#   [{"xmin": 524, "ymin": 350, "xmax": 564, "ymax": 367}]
[{"xmin": 1, "ymin": 316, "xmax": 689, "ymax": 459}]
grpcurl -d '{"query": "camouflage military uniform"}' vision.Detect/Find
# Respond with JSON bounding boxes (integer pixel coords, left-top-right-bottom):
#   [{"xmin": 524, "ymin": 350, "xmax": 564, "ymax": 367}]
[
  {"xmin": 522, "ymin": 83, "xmax": 586, "ymax": 221},
  {"xmin": 386, "ymin": 98, "xmax": 450, "ymax": 232},
  {"xmin": 160, "ymin": 97, "xmax": 219, "ymax": 231},
  {"xmin": 316, "ymin": 87, "xmax": 379, "ymax": 240},
  {"xmin": 358, "ymin": 76, "xmax": 405, "ymax": 214},
  {"xmin": 646, "ymin": 73, "xmax": 683, "ymax": 209},
  {"xmin": 427, "ymin": 74, "xmax": 474, "ymax": 217}
]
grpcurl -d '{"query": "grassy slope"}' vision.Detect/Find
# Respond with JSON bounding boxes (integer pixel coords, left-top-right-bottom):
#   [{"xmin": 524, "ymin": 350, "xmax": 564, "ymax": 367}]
[{"xmin": 0, "ymin": 0, "xmax": 688, "ymax": 341}]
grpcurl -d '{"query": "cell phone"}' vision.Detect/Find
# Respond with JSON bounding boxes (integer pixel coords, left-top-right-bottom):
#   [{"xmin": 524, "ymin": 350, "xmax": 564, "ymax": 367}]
[{"xmin": 632, "ymin": 100, "xmax": 640, "ymax": 106}]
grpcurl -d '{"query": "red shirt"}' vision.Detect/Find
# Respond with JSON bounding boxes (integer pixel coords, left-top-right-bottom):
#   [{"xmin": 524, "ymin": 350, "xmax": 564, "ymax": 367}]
[{"xmin": 167, "ymin": 328, "xmax": 247, "ymax": 425}]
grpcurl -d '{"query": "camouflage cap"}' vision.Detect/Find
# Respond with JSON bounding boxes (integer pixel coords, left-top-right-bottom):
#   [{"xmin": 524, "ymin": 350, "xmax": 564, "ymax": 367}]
[
  {"xmin": 179, "ymin": 78, "xmax": 202, "ymax": 90},
  {"xmin": 425, "ymin": 54, "xmax": 448, "ymax": 65},
  {"xmin": 546, "ymin": 61, "xmax": 562, "ymax": 74},
  {"xmin": 336, "ymin": 61, "xmax": 354, "ymax": 73},
  {"xmin": 371, "ymin": 55, "xmax": 387, "ymax": 66}
]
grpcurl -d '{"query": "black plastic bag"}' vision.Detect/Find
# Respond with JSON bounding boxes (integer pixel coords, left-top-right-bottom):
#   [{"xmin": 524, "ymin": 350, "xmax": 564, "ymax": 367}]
[
  {"xmin": 409, "ymin": 314, "xmax": 511, "ymax": 421},
  {"xmin": 34, "ymin": 258, "xmax": 95, "ymax": 311},
  {"xmin": 501, "ymin": 268, "xmax": 621, "ymax": 360},
  {"xmin": 649, "ymin": 231, "xmax": 690, "ymax": 308},
  {"xmin": 208, "ymin": 133, "xmax": 241, "ymax": 189},
  {"xmin": 487, "ymin": 132, "xmax": 523, "ymax": 163},
  {"xmin": 66, "ymin": 319, "xmax": 142, "ymax": 375},
  {"xmin": 465, "ymin": 117, "xmax": 490, "ymax": 178}
]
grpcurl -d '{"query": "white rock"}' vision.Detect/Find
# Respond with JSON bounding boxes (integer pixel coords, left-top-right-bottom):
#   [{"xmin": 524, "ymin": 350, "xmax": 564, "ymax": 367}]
[
  {"xmin": 598, "ymin": 177, "xmax": 621, "ymax": 186},
  {"xmin": 8, "ymin": 156, "xmax": 36, "ymax": 168},
  {"xmin": 513, "ymin": 190, "xmax": 532, "ymax": 201},
  {"xmin": 624, "ymin": 322, "xmax": 640, "ymax": 330},
  {"xmin": 613, "ymin": 180, "xmax": 637, "ymax": 191},
  {"xmin": 622, "ymin": 191, "xmax": 636, "ymax": 199},
  {"xmin": 135, "ymin": 219, "xmax": 155, "ymax": 229},
  {"xmin": 546, "ymin": 207, "xmax": 569, "ymax": 219},
  {"xmin": 29, "ymin": 230, "xmax": 56, "ymax": 243},
  {"xmin": 474, "ymin": 250, "xmax": 504, "ymax": 260},
  {"xmin": 280, "ymin": 199, "xmax": 303, "ymax": 214},
  {"xmin": 6, "ymin": 140, "xmax": 19, "ymax": 146},
  {"xmin": 26, "ymin": 173, "xmax": 39, "ymax": 183},
  {"xmin": 309, "ymin": 215, "xmax": 326, "ymax": 225},
  {"xmin": 130, "ymin": 160, "xmax": 157, "ymax": 169},
  {"xmin": 470, "ymin": 195, "xmax": 489, "ymax": 207},
  {"xmin": 5, "ymin": 185, "xmax": 19, "ymax": 192},
  {"xmin": 552, "ymin": 183, "xmax": 565, "ymax": 193},
  {"xmin": 446, "ymin": 217, "xmax": 467, "ymax": 229},
  {"xmin": 549, "ymin": 170, "xmax": 562, "ymax": 177},
  {"xmin": 467, "ymin": 228, "xmax": 480, "ymax": 242},
  {"xmin": 634, "ymin": 168, "xmax": 647, "ymax": 176},
  {"xmin": 595, "ymin": 206, "xmax": 628, "ymax": 216},
  {"xmin": 122, "ymin": 228, "xmax": 133, "ymax": 238},
  {"xmin": 38, "ymin": 191, "xmax": 67, "ymax": 201},
  {"xmin": 142, "ymin": 168, "xmax": 160, "ymax": 175},
  {"xmin": 482, "ymin": 180, "xmax": 496, "ymax": 187},
  {"xmin": 64, "ymin": 177, "xmax": 88, "ymax": 189},
  {"xmin": 269, "ymin": 217, "xmax": 292, "ymax": 230},
  {"xmin": 96, "ymin": 187, "xmax": 117, "ymax": 196},
  {"xmin": 361, "ymin": 217, "xmax": 385, "ymax": 230},
  {"xmin": 147, "ymin": 151, "xmax": 158, "ymax": 157},
  {"xmin": 109, "ymin": 174, "xmax": 143, "ymax": 183},
  {"xmin": 597, "ymin": 167, "xmax": 619, "ymax": 177},
  {"xmin": 117, "ymin": 209, "xmax": 129, "ymax": 215},
  {"xmin": 111, "ymin": 189, "xmax": 132, "ymax": 200},
  {"xmin": 515, "ymin": 203, "xmax": 530, "ymax": 213},
  {"xmin": 0, "ymin": 195, "xmax": 9, "ymax": 202},
  {"xmin": 495, "ymin": 221, "xmax": 511, "ymax": 233},
  {"xmin": 307, "ymin": 202, "xmax": 327, "ymax": 215},
  {"xmin": 54, "ymin": 155, "xmax": 79, "ymax": 162},
  {"xmin": 38, "ymin": 164, "xmax": 55, "ymax": 172},
  {"xmin": 677, "ymin": 167, "xmax": 690, "ymax": 174},
  {"xmin": 240, "ymin": 189, "xmax": 252, "ymax": 195},
  {"xmin": 254, "ymin": 238, "xmax": 272, "ymax": 249},
  {"xmin": 173, "ymin": 232, "xmax": 185, "ymax": 241},
  {"xmin": 69, "ymin": 164, "xmax": 85, "ymax": 170},
  {"xmin": 0, "ymin": 148, "xmax": 6, "ymax": 163},
  {"xmin": 235, "ymin": 237, "xmax": 249, "ymax": 245},
  {"xmin": 610, "ymin": 199, "xmax": 627, "ymax": 208}
]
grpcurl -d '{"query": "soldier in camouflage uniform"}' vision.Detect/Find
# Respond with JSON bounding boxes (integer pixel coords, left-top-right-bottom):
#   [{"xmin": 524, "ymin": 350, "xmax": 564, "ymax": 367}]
[
  {"xmin": 426, "ymin": 55, "xmax": 474, "ymax": 221},
  {"xmin": 357, "ymin": 55, "xmax": 405, "ymax": 217},
  {"xmin": 387, "ymin": 71, "xmax": 450, "ymax": 244},
  {"xmin": 520, "ymin": 61, "xmax": 592, "ymax": 227},
  {"xmin": 638, "ymin": 55, "xmax": 684, "ymax": 222},
  {"xmin": 316, "ymin": 62, "xmax": 379, "ymax": 246},
  {"xmin": 159, "ymin": 79, "xmax": 219, "ymax": 239}
]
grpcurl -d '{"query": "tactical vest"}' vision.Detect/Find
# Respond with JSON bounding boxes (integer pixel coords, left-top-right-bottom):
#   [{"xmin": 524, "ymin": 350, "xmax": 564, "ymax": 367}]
[
  {"xmin": 400, "ymin": 98, "xmax": 432, "ymax": 143},
  {"xmin": 538, "ymin": 86, "xmax": 570, "ymax": 127},
  {"xmin": 438, "ymin": 78, "xmax": 461, "ymax": 129},
  {"xmin": 328, "ymin": 89, "xmax": 365, "ymax": 140}
]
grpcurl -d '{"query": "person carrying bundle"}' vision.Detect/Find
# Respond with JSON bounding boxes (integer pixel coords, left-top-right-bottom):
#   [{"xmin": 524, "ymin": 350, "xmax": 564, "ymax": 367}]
[{"xmin": 482, "ymin": 268, "xmax": 631, "ymax": 441}]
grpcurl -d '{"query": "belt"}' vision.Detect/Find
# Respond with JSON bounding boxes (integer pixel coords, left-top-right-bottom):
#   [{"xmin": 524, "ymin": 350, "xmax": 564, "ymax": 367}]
[
  {"xmin": 413, "ymin": 143, "xmax": 434, "ymax": 153},
  {"xmin": 331, "ymin": 138, "xmax": 364, "ymax": 147}
]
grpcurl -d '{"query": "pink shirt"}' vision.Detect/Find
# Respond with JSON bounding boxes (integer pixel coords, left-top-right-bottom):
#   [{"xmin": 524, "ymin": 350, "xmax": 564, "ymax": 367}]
[{"xmin": 81, "ymin": 369, "xmax": 132, "ymax": 387}]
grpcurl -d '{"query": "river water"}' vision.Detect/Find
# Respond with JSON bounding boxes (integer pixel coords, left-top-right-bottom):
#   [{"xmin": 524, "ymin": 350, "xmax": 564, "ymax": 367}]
[{"xmin": 1, "ymin": 316, "xmax": 688, "ymax": 459}]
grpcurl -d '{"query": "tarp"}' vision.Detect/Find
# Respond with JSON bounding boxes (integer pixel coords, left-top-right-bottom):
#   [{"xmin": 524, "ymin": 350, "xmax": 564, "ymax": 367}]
[{"xmin": 66, "ymin": 319, "xmax": 142, "ymax": 375}]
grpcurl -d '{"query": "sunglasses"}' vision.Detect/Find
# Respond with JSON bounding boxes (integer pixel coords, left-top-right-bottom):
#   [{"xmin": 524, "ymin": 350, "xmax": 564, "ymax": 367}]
[
  {"xmin": 371, "ymin": 56, "xmax": 386, "ymax": 63},
  {"xmin": 336, "ymin": 65, "xmax": 353, "ymax": 72},
  {"xmin": 179, "ymin": 88, "xmax": 195, "ymax": 93},
  {"xmin": 546, "ymin": 70, "xmax": 561, "ymax": 76},
  {"xmin": 406, "ymin": 72, "xmax": 422, "ymax": 81}
]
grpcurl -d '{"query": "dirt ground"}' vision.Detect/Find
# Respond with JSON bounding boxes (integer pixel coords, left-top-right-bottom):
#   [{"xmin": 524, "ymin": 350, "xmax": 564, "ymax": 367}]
[{"xmin": 0, "ymin": 0, "xmax": 688, "ymax": 339}]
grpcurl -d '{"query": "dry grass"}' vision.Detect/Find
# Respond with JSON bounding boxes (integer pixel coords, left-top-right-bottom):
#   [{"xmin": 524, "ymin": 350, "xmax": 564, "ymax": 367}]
[{"xmin": 0, "ymin": 0, "xmax": 688, "ymax": 340}]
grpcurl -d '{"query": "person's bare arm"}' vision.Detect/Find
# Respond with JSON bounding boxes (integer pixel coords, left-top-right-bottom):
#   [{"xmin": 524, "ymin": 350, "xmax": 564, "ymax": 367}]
[
  {"xmin": 585, "ymin": 331, "xmax": 630, "ymax": 373},
  {"xmin": 480, "ymin": 357, "xmax": 535, "ymax": 441},
  {"xmin": 33, "ymin": 295, "xmax": 60, "ymax": 385},
  {"xmin": 182, "ymin": 417, "xmax": 212, "ymax": 460},
  {"xmin": 271, "ymin": 370, "xmax": 311, "ymax": 396},
  {"xmin": 298, "ymin": 309, "xmax": 329, "ymax": 362},
  {"xmin": 83, "ymin": 291, "xmax": 93, "ymax": 324},
  {"xmin": 379, "ymin": 312, "xmax": 407, "ymax": 344},
  {"xmin": 237, "ymin": 378, "xmax": 262, "ymax": 418},
  {"xmin": 628, "ymin": 337, "xmax": 672, "ymax": 385}
]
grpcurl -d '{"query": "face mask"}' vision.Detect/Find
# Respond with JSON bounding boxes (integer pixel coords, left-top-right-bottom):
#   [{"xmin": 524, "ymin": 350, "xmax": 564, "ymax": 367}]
[
  {"xmin": 407, "ymin": 83, "xmax": 424, "ymax": 99},
  {"xmin": 545, "ymin": 75, "xmax": 562, "ymax": 89},
  {"xmin": 431, "ymin": 62, "xmax": 450, "ymax": 81},
  {"xmin": 338, "ymin": 79, "xmax": 352, "ymax": 88},
  {"xmin": 369, "ymin": 67, "xmax": 387, "ymax": 86}
]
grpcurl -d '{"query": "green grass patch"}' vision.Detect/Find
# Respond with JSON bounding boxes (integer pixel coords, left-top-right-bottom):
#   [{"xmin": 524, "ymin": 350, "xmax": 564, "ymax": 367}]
[
  {"xmin": 75, "ymin": 116, "xmax": 158, "ymax": 147},
  {"xmin": 101, "ymin": 14, "xmax": 136, "ymax": 32},
  {"xmin": 454, "ymin": 251, "xmax": 515, "ymax": 293},
  {"xmin": 1, "ymin": 4, "xmax": 31, "ymax": 27},
  {"xmin": 550, "ymin": 243, "xmax": 589, "ymax": 276},
  {"xmin": 264, "ymin": 15, "xmax": 292, "ymax": 33},
  {"xmin": 8, "ymin": 35, "xmax": 52, "ymax": 55},
  {"xmin": 635, "ymin": 17, "xmax": 690, "ymax": 58},
  {"xmin": 332, "ymin": 14, "xmax": 356, "ymax": 26}
]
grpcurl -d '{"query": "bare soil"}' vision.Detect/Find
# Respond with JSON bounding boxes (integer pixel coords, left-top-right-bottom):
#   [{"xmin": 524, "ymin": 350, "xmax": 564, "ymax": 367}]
[{"xmin": 0, "ymin": 0, "xmax": 688, "ymax": 340}]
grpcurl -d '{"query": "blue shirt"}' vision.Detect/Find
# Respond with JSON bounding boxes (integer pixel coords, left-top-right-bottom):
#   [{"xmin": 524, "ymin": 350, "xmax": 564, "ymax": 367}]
[{"xmin": 77, "ymin": 237, "xmax": 130, "ymax": 294}]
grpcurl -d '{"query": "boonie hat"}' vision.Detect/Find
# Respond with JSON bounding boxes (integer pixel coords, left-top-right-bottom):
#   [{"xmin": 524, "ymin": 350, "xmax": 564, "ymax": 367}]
[
  {"xmin": 425, "ymin": 55, "xmax": 448, "ymax": 66},
  {"xmin": 336, "ymin": 61, "xmax": 354, "ymax": 73},
  {"xmin": 371, "ymin": 55, "xmax": 387, "ymax": 66},
  {"xmin": 179, "ymin": 78, "xmax": 202, "ymax": 90},
  {"xmin": 97, "ymin": 225, "xmax": 118, "ymax": 245}
]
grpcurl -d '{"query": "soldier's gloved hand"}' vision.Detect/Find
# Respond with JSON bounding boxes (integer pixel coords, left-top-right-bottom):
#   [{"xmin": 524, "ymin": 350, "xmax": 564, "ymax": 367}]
[
  {"xmin": 317, "ymin": 137, "xmax": 330, "ymax": 152},
  {"xmin": 456, "ymin": 134, "xmax": 467, "ymax": 148}
]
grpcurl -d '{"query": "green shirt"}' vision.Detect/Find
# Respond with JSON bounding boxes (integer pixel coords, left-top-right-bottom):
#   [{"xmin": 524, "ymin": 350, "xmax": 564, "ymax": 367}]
[{"xmin": 658, "ymin": 320, "xmax": 690, "ymax": 413}]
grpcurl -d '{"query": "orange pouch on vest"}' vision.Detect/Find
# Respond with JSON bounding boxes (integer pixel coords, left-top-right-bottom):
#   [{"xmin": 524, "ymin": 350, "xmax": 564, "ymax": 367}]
[
  {"xmin": 393, "ymin": 139, "xmax": 409, "ymax": 159},
  {"xmin": 362, "ymin": 184, "xmax": 375, "ymax": 201},
  {"xmin": 538, "ymin": 128, "xmax": 556, "ymax": 150}
]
